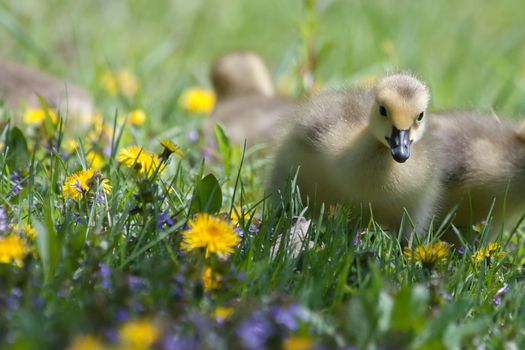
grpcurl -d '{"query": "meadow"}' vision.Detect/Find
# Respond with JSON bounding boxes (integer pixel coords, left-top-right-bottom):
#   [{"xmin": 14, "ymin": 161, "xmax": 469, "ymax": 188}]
[{"xmin": 1, "ymin": 0, "xmax": 525, "ymax": 349}]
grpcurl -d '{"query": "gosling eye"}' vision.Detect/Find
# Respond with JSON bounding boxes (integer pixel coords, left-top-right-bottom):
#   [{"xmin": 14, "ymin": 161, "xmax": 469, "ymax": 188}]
[
  {"xmin": 379, "ymin": 105, "xmax": 387, "ymax": 117},
  {"xmin": 416, "ymin": 111, "xmax": 424, "ymax": 124}
]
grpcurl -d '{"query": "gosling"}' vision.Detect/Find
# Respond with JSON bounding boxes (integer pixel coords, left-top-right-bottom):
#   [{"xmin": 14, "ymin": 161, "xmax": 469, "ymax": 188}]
[
  {"xmin": 205, "ymin": 51, "xmax": 295, "ymax": 146},
  {"xmin": 430, "ymin": 112, "xmax": 525, "ymax": 240},
  {"xmin": 270, "ymin": 72, "xmax": 442, "ymax": 234},
  {"xmin": 0, "ymin": 59, "xmax": 94, "ymax": 129}
]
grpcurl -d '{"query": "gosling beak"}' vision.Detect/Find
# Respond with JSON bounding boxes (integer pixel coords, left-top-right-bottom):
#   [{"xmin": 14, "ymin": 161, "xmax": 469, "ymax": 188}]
[{"xmin": 387, "ymin": 127, "xmax": 410, "ymax": 163}]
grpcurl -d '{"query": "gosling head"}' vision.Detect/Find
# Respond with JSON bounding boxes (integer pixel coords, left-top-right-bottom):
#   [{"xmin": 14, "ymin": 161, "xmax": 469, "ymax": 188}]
[
  {"xmin": 210, "ymin": 51, "xmax": 275, "ymax": 100},
  {"xmin": 368, "ymin": 73, "xmax": 430, "ymax": 163}
]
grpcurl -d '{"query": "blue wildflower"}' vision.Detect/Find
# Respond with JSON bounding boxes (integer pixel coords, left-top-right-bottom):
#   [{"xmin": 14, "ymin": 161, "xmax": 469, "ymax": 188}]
[
  {"xmin": 74, "ymin": 215, "xmax": 81, "ymax": 224},
  {"xmin": 96, "ymin": 192, "xmax": 105, "ymax": 204},
  {"xmin": 248, "ymin": 224, "xmax": 260, "ymax": 234},
  {"xmin": 237, "ymin": 311, "xmax": 274, "ymax": 349},
  {"xmin": 98, "ymin": 263, "xmax": 112, "ymax": 289},
  {"xmin": 128, "ymin": 275, "xmax": 145, "ymax": 292},
  {"xmin": 0, "ymin": 206, "xmax": 7, "ymax": 232},
  {"xmin": 157, "ymin": 210, "xmax": 175, "ymax": 231},
  {"xmin": 187, "ymin": 130, "xmax": 199, "ymax": 143},
  {"xmin": 73, "ymin": 179, "xmax": 83, "ymax": 193},
  {"xmin": 493, "ymin": 283, "xmax": 509, "ymax": 305},
  {"xmin": 10, "ymin": 172, "xmax": 22, "ymax": 195},
  {"xmin": 116, "ymin": 308, "xmax": 129, "ymax": 322},
  {"xmin": 272, "ymin": 306, "xmax": 298, "ymax": 331}
]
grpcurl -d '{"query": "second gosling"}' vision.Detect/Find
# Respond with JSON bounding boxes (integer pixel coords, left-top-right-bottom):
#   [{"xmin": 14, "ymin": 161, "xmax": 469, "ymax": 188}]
[
  {"xmin": 270, "ymin": 73, "xmax": 441, "ymax": 234},
  {"xmin": 430, "ymin": 112, "xmax": 525, "ymax": 240},
  {"xmin": 206, "ymin": 51, "xmax": 295, "ymax": 146}
]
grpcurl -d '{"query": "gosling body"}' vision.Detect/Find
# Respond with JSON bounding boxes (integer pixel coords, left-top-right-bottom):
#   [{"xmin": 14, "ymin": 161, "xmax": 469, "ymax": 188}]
[
  {"xmin": 206, "ymin": 52, "xmax": 295, "ymax": 146},
  {"xmin": 430, "ymin": 112, "xmax": 525, "ymax": 238},
  {"xmin": 0, "ymin": 59, "xmax": 94, "ymax": 127},
  {"xmin": 271, "ymin": 73, "xmax": 441, "ymax": 234}
]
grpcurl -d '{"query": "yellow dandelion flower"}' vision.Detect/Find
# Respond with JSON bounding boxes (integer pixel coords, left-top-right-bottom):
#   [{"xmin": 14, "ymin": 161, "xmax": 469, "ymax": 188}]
[
  {"xmin": 100, "ymin": 69, "xmax": 118, "ymax": 96},
  {"xmin": 23, "ymin": 107, "xmax": 58, "ymax": 125},
  {"xmin": 181, "ymin": 214, "xmax": 240, "ymax": 258},
  {"xmin": 472, "ymin": 242, "xmax": 506, "ymax": 263},
  {"xmin": 283, "ymin": 336, "xmax": 314, "ymax": 350},
  {"xmin": 118, "ymin": 69, "xmax": 139, "ymax": 98},
  {"xmin": 88, "ymin": 118, "xmax": 114, "ymax": 145},
  {"xmin": 86, "ymin": 152, "xmax": 105, "ymax": 170},
  {"xmin": 404, "ymin": 241, "xmax": 450, "ymax": 267},
  {"xmin": 230, "ymin": 209, "xmax": 250, "ymax": 226},
  {"xmin": 179, "ymin": 87, "xmax": 215, "ymax": 114},
  {"xmin": 117, "ymin": 146, "xmax": 160, "ymax": 177},
  {"xmin": 0, "ymin": 234, "xmax": 29, "ymax": 267},
  {"xmin": 67, "ymin": 334, "xmax": 106, "ymax": 350},
  {"xmin": 119, "ymin": 319, "xmax": 160, "ymax": 349},
  {"xmin": 214, "ymin": 306, "xmax": 234, "ymax": 321},
  {"xmin": 160, "ymin": 139, "xmax": 184, "ymax": 158},
  {"xmin": 128, "ymin": 109, "xmax": 146, "ymax": 126},
  {"xmin": 63, "ymin": 168, "xmax": 111, "ymax": 200},
  {"xmin": 202, "ymin": 266, "xmax": 222, "ymax": 290},
  {"xmin": 65, "ymin": 139, "xmax": 80, "ymax": 154},
  {"xmin": 12, "ymin": 223, "xmax": 37, "ymax": 240}
]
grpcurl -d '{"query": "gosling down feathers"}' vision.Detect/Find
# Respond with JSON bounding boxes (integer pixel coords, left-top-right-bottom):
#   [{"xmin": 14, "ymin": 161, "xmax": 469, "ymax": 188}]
[
  {"xmin": 205, "ymin": 52, "xmax": 295, "ymax": 146},
  {"xmin": 430, "ymin": 112, "xmax": 525, "ymax": 240},
  {"xmin": 270, "ymin": 72, "xmax": 442, "ymax": 234},
  {"xmin": 0, "ymin": 59, "xmax": 95, "ymax": 128}
]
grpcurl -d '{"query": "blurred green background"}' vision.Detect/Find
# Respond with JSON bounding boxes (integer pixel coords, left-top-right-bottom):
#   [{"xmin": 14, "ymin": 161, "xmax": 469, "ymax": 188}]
[{"xmin": 1, "ymin": 0, "xmax": 525, "ymax": 128}]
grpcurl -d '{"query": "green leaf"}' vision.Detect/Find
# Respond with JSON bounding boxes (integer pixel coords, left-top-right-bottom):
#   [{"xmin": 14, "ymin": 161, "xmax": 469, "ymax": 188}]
[
  {"xmin": 391, "ymin": 284, "xmax": 430, "ymax": 332},
  {"xmin": 443, "ymin": 317, "xmax": 491, "ymax": 350},
  {"xmin": 214, "ymin": 123, "xmax": 232, "ymax": 178},
  {"xmin": 37, "ymin": 95, "xmax": 58, "ymax": 136},
  {"xmin": 5, "ymin": 126, "xmax": 29, "ymax": 170},
  {"xmin": 34, "ymin": 204, "xmax": 60, "ymax": 284},
  {"xmin": 190, "ymin": 173, "xmax": 222, "ymax": 214}
]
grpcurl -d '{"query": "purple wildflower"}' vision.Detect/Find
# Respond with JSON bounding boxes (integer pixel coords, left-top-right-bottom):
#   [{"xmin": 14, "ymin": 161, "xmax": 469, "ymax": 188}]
[
  {"xmin": 104, "ymin": 328, "xmax": 119, "ymax": 343},
  {"xmin": 157, "ymin": 210, "xmax": 175, "ymax": 231},
  {"xmin": 115, "ymin": 308, "xmax": 130, "ymax": 322},
  {"xmin": 103, "ymin": 146, "xmax": 112, "ymax": 158},
  {"xmin": 457, "ymin": 247, "xmax": 465, "ymax": 255},
  {"xmin": 493, "ymin": 283, "xmax": 509, "ymax": 305},
  {"xmin": 96, "ymin": 192, "xmax": 105, "ymax": 204},
  {"xmin": 131, "ymin": 300, "xmax": 143, "ymax": 313},
  {"xmin": 0, "ymin": 206, "xmax": 7, "ymax": 232},
  {"xmin": 248, "ymin": 224, "xmax": 260, "ymax": 234},
  {"xmin": 5, "ymin": 288, "xmax": 22, "ymax": 312},
  {"xmin": 128, "ymin": 275, "xmax": 145, "ymax": 292},
  {"xmin": 237, "ymin": 311, "xmax": 274, "ymax": 349},
  {"xmin": 73, "ymin": 179, "xmax": 83, "ymax": 193},
  {"xmin": 162, "ymin": 334, "xmax": 199, "ymax": 350},
  {"xmin": 273, "ymin": 304, "xmax": 308, "ymax": 332},
  {"xmin": 10, "ymin": 172, "xmax": 22, "ymax": 195},
  {"xmin": 187, "ymin": 130, "xmax": 199, "ymax": 143},
  {"xmin": 272, "ymin": 306, "xmax": 298, "ymax": 331},
  {"xmin": 440, "ymin": 292, "xmax": 452, "ymax": 302},
  {"xmin": 98, "ymin": 263, "xmax": 112, "ymax": 289},
  {"xmin": 235, "ymin": 227, "xmax": 244, "ymax": 238},
  {"xmin": 32, "ymin": 296, "xmax": 44, "ymax": 309}
]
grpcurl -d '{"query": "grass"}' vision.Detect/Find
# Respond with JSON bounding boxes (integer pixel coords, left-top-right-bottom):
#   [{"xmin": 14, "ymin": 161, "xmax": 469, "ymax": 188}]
[{"xmin": 0, "ymin": 0, "xmax": 525, "ymax": 349}]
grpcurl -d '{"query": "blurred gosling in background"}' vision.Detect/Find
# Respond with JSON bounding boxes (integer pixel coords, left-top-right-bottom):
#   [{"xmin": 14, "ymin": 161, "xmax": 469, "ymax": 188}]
[
  {"xmin": 431, "ymin": 112, "xmax": 525, "ymax": 241},
  {"xmin": 205, "ymin": 51, "xmax": 295, "ymax": 146},
  {"xmin": 0, "ymin": 59, "xmax": 94, "ymax": 129}
]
